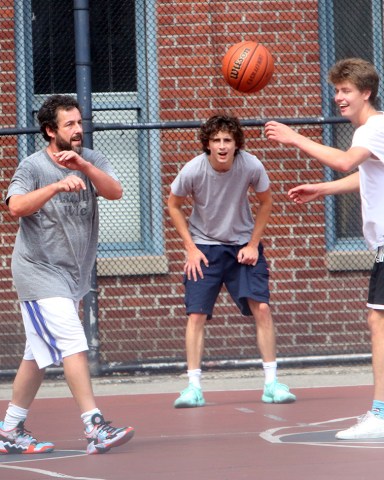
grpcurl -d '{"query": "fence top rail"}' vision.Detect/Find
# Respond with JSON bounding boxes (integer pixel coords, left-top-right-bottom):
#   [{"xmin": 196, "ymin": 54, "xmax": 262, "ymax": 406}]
[{"xmin": 0, "ymin": 116, "xmax": 349, "ymax": 136}]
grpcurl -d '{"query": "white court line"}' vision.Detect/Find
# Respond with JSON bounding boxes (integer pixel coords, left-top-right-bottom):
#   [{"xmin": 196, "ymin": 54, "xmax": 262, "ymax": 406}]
[
  {"xmin": 234, "ymin": 407, "xmax": 288, "ymax": 422},
  {"xmin": 260, "ymin": 416, "xmax": 384, "ymax": 449},
  {"xmin": 0, "ymin": 450, "xmax": 106, "ymax": 480},
  {"xmin": 263, "ymin": 414, "xmax": 287, "ymax": 422},
  {"xmin": 0, "ymin": 463, "xmax": 106, "ymax": 480},
  {"xmin": 0, "ymin": 451, "xmax": 86, "ymax": 464}
]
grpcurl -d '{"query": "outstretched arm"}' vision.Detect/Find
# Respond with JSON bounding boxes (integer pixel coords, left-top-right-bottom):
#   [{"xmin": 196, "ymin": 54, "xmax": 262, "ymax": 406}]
[
  {"xmin": 265, "ymin": 121, "xmax": 371, "ymax": 173},
  {"xmin": 288, "ymin": 171, "xmax": 360, "ymax": 204}
]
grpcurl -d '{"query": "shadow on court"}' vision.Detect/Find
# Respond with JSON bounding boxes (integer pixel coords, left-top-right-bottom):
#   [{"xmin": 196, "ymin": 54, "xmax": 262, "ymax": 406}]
[{"xmin": 0, "ymin": 385, "xmax": 383, "ymax": 480}]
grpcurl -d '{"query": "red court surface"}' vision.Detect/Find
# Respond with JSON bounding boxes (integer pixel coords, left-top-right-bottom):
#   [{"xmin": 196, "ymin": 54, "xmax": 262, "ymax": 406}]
[{"xmin": 0, "ymin": 384, "xmax": 382, "ymax": 480}]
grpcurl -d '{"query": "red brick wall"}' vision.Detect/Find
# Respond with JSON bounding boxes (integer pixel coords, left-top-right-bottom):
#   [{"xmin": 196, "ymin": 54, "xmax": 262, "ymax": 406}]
[
  {"xmin": 0, "ymin": 1, "xmax": 24, "ymax": 369},
  {"xmin": 0, "ymin": 0, "xmax": 370, "ymax": 370}
]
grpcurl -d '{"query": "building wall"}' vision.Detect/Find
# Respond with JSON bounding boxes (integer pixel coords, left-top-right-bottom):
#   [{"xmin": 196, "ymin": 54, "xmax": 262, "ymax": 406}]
[{"xmin": 0, "ymin": 0, "xmax": 371, "ymax": 371}]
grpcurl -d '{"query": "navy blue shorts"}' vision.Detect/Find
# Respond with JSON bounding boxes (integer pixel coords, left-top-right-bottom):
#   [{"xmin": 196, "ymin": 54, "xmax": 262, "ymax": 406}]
[{"xmin": 183, "ymin": 243, "xmax": 270, "ymax": 319}]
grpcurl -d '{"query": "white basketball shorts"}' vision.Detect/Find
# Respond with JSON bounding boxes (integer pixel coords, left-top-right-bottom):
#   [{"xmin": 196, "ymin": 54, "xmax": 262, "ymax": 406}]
[{"xmin": 20, "ymin": 297, "xmax": 89, "ymax": 369}]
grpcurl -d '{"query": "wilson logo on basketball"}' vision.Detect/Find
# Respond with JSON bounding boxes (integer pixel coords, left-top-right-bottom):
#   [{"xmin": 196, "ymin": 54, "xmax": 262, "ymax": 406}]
[
  {"xmin": 222, "ymin": 40, "xmax": 274, "ymax": 93},
  {"xmin": 229, "ymin": 48, "xmax": 251, "ymax": 79}
]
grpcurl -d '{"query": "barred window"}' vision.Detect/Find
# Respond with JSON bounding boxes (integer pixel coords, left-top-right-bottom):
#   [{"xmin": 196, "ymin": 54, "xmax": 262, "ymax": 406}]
[
  {"xmin": 320, "ymin": 0, "xmax": 384, "ymax": 250},
  {"xmin": 16, "ymin": 1, "xmax": 164, "ymax": 272},
  {"xmin": 32, "ymin": 0, "xmax": 137, "ymax": 94}
]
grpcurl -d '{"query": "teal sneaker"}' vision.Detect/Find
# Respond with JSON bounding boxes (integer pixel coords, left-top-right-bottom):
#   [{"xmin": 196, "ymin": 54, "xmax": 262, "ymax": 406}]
[
  {"xmin": 262, "ymin": 380, "xmax": 296, "ymax": 404},
  {"xmin": 174, "ymin": 384, "xmax": 206, "ymax": 408}
]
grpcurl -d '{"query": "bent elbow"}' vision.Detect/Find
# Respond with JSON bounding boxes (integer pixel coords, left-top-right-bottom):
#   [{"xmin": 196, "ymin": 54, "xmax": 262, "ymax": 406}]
[
  {"xmin": 7, "ymin": 198, "xmax": 23, "ymax": 218},
  {"xmin": 107, "ymin": 186, "xmax": 123, "ymax": 201},
  {"xmin": 114, "ymin": 185, "xmax": 123, "ymax": 200},
  {"xmin": 338, "ymin": 164, "xmax": 354, "ymax": 174},
  {"xmin": 8, "ymin": 205, "xmax": 23, "ymax": 218}
]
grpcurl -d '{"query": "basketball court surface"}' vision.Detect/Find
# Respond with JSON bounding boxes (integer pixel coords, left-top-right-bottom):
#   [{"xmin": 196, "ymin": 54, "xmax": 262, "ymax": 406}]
[{"xmin": 0, "ymin": 366, "xmax": 381, "ymax": 480}]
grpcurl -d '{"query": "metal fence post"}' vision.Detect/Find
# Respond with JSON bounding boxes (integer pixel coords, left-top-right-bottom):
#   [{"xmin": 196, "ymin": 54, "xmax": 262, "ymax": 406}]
[{"xmin": 73, "ymin": 0, "xmax": 100, "ymax": 375}]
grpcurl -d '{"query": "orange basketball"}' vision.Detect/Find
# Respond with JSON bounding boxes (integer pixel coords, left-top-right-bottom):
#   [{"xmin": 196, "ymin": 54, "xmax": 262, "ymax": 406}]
[{"xmin": 222, "ymin": 40, "xmax": 274, "ymax": 93}]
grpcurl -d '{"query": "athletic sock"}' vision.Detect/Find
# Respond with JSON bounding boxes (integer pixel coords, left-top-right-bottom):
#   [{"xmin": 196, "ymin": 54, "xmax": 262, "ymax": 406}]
[
  {"xmin": 3, "ymin": 403, "xmax": 29, "ymax": 430},
  {"xmin": 187, "ymin": 369, "xmax": 202, "ymax": 389},
  {"xmin": 372, "ymin": 400, "xmax": 384, "ymax": 418},
  {"xmin": 263, "ymin": 361, "xmax": 277, "ymax": 385},
  {"xmin": 81, "ymin": 408, "xmax": 102, "ymax": 433}
]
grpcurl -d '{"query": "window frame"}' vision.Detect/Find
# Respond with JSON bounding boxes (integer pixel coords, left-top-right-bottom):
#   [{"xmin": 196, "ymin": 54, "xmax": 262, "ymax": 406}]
[
  {"xmin": 14, "ymin": 0, "xmax": 166, "ymax": 273},
  {"xmin": 318, "ymin": 0, "xmax": 384, "ymax": 268}
]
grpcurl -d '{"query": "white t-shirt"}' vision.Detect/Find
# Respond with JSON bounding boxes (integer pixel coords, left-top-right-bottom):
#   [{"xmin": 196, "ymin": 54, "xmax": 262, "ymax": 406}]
[
  {"xmin": 171, "ymin": 150, "xmax": 270, "ymax": 245},
  {"xmin": 352, "ymin": 113, "xmax": 384, "ymax": 250}
]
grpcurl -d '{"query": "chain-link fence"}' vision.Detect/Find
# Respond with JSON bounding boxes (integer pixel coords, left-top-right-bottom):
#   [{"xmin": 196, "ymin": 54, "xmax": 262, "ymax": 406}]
[{"xmin": 0, "ymin": 0, "xmax": 382, "ymax": 375}]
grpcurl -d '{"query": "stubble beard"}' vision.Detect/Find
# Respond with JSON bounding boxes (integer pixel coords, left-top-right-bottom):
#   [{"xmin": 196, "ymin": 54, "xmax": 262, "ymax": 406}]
[{"xmin": 55, "ymin": 134, "xmax": 83, "ymax": 155}]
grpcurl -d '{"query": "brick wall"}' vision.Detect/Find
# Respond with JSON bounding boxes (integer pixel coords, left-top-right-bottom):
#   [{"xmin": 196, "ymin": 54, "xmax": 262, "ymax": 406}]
[
  {"xmin": 0, "ymin": 1, "xmax": 24, "ymax": 369},
  {"xmin": 0, "ymin": 0, "xmax": 370, "ymax": 371}
]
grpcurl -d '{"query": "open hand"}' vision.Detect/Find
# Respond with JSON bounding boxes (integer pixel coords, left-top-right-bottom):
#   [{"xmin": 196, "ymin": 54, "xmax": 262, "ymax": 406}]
[{"xmin": 288, "ymin": 184, "xmax": 321, "ymax": 203}]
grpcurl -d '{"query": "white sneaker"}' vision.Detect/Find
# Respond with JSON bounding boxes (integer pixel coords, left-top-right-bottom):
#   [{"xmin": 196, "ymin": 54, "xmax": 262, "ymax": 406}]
[{"xmin": 336, "ymin": 411, "xmax": 384, "ymax": 440}]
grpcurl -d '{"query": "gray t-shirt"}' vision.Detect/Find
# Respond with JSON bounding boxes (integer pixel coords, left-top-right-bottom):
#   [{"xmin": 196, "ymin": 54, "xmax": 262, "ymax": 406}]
[
  {"xmin": 171, "ymin": 150, "xmax": 270, "ymax": 245},
  {"xmin": 6, "ymin": 148, "xmax": 118, "ymax": 301}
]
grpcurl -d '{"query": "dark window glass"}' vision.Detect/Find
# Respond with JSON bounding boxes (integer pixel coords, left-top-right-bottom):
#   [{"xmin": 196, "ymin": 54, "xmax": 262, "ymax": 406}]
[
  {"xmin": 32, "ymin": 0, "xmax": 137, "ymax": 94},
  {"xmin": 332, "ymin": 0, "xmax": 373, "ymax": 240},
  {"xmin": 89, "ymin": 1, "xmax": 137, "ymax": 92},
  {"xmin": 32, "ymin": 2, "xmax": 75, "ymax": 94},
  {"xmin": 334, "ymin": 0, "xmax": 373, "ymax": 60}
]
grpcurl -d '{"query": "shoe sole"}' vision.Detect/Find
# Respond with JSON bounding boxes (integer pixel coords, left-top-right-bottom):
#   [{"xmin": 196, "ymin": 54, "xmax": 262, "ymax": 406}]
[
  {"xmin": 109, "ymin": 428, "xmax": 135, "ymax": 448},
  {"xmin": 0, "ymin": 441, "xmax": 54, "ymax": 455},
  {"xmin": 174, "ymin": 402, "xmax": 205, "ymax": 408},
  {"xmin": 262, "ymin": 396, "xmax": 296, "ymax": 404},
  {"xmin": 87, "ymin": 427, "xmax": 135, "ymax": 455},
  {"xmin": 336, "ymin": 433, "xmax": 384, "ymax": 440}
]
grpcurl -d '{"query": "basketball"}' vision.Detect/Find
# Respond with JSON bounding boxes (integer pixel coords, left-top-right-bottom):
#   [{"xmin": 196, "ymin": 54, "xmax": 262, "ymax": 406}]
[{"xmin": 221, "ymin": 40, "xmax": 274, "ymax": 93}]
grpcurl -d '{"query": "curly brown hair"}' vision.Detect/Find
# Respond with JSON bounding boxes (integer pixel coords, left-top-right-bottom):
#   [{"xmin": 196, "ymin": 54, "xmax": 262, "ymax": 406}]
[
  {"xmin": 199, "ymin": 115, "xmax": 245, "ymax": 154},
  {"xmin": 37, "ymin": 94, "xmax": 81, "ymax": 141}
]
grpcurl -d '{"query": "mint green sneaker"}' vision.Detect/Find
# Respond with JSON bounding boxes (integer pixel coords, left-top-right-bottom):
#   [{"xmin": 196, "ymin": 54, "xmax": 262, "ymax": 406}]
[
  {"xmin": 262, "ymin": 380, "xmax": 296, "ymax": 404},
  {"xmin": 174, "ymin": 384, "xmax": 206, "ymax": 408}
]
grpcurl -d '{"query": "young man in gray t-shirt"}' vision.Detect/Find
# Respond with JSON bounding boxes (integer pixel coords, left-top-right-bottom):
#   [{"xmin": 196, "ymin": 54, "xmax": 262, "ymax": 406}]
[
  {"xmin": 0, "ymin": 95, "xmax": 134, "ymax": 455},
  {"xmin": 168, "ymin": 115, "xmax": 296, "ymax": 408}
]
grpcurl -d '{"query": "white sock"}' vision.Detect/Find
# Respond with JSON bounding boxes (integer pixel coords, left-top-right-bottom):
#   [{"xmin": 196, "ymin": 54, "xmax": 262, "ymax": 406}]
[
  {"xmin": 187, "ymin": 369, "xmax": 202, "ymax": 389},
  {"xmin": 81, "ymin": 408, "xmax": 102, "ymax": 433},
  {"xmin": 3, "ymin": 403, "xmax": 29, "ymax": 430},
  {"xmin": 263, "ymin": 361, "xmax": 277, "ymax": 384}
]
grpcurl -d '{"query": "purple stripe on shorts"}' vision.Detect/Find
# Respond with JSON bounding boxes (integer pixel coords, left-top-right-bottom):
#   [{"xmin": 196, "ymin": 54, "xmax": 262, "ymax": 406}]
[{"xmin": 25, "ymin": 301, "xmax": 62, "ymax": 365}]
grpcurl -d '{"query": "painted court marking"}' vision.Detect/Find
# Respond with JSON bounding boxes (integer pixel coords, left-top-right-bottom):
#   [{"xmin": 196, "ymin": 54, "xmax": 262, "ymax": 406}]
[
  {"xmin": 235, "ymin": 407, "xmax": 255, "ymax": 414},
  {"xmin": 0, "ymin": 464, "xmax": 105, "ymax": 480},
  {"xmin": 263, "ymin": 413, "xmax": 287, "ymax": 422},
  {"xmin": 0, "ymin": 450, "xmax": 104, "ymax": 480},
  {"xmin": 260, "ymin": 416, "xmax": 384, "ymax": 449},
  {"xmin": 0, "ymin": 450, "xmax": 86, "ymax": 464}
]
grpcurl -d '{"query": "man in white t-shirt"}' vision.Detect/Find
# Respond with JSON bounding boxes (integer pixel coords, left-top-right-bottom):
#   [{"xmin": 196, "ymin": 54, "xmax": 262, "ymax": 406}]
[
  {"xmin": 265, "ymin": 57, "xmax": 384, "ymax": 439},
  {"xmin": 168, "ymin": 115, "xmax": 296, "ymax": 408}
]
